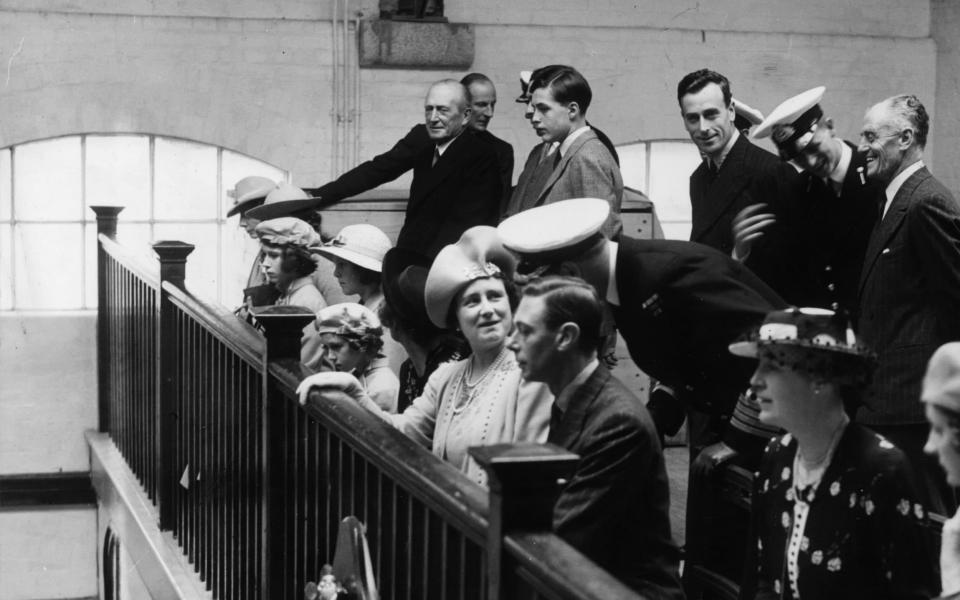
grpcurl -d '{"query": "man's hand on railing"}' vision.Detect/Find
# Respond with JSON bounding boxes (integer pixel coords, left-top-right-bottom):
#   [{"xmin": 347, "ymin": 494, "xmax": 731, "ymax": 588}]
[
  {"xmin": 690, "ymin": 441, "xmax": 739, "ymax": 481},
  {"xmin": 297, "ymin": 372, "xmax": 365, "ymax": 406}
]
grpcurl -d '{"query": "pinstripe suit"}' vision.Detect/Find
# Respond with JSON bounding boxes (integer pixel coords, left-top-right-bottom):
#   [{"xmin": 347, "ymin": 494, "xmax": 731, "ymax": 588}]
[
  {"xmin": 856, "ymin": 165, "xmax": 960, "ymax": 514},
  {"xmin": 857, "ymin": 166, "xmax": 960, "ymax": 425},
  {"xmin": 549, "ymin": 365, "xmax": 683, "ymax": 599}
]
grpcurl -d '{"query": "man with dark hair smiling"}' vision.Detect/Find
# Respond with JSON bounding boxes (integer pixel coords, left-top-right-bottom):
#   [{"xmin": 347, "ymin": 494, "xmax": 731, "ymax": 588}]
[
  {"xmin": 678, "ymin": 68, "xmax": 802, "ymax": 302},
  {"xmin": 507, "ymin": 275, "xmax": 682, "ymax": 599},
  {"xmin": 505, "ymin": 65, "xmax": 623, "ymax": 238}
]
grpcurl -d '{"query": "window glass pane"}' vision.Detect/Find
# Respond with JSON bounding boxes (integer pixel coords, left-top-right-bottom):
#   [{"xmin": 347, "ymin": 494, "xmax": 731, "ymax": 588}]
[
  {"xmin": 0, "ymin": 148, "xmax": 11, "ymax": 221},
  {"xmin": 14, "ymin": 137, "xmax": 83, "ymax": 221},
  {"xmin": 84, "ymin": 225, "xmax": 97, "ymax": 309},
  {"xmin": 221, "ymin": 150, "xmax": 285, "ymax": 219},
  {"xmin": 153, "ymin": 223, "xmax": 219, "ymax": 301},
  {"xmin": 86, "ymin": 136, "xmax": 151, "ymax": 221},
  {"xmin": 14, "ymin": 224, "xmax": 83, "ymax": 309},
  {"xmin": 648, "ymin": 141, "xmax": 701, "ymax": 240},
  {"xmin": 154, "ymin": 138, "xmax": 217, "ymax": 220},
  {"xmin": 114, "ymin": 223, "xmax": 155, "ymax": 258},
  {"xmin": 616, "ymin": 143, "xmax": 647, "ymax": 192},
  {"xmin": 0, "ymin": 225, "xmax": 12, "ymax": 309},
  {"xmin": 221, "ymin": 221, "xmax": 263, "ymax": 309}
]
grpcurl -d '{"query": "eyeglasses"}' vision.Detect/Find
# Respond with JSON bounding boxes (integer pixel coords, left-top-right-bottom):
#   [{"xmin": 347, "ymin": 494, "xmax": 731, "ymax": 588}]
[{"xmin": 859, "ymin": 130, "xmax": 902, "ymax": 144}]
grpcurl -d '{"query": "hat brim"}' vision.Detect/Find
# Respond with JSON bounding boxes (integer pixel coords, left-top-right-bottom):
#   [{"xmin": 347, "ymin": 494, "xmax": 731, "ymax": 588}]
[
  {"xmin": 313, "ymin": 246, "xmax": 384, "ymax": 273},
  {"xmin": 729, "ymin": 338, "xmax": 874, "ymax": 361},
  {"xmin": 245, "ymin": 196, "xmax": 335, "ymax": 221},
  {"xmin": 226, "ymin": 196, "xmax": 267, "ymax": 217}
]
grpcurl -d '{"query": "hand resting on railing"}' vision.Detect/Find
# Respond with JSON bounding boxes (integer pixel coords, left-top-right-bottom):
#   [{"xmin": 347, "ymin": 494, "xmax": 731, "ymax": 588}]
[{"xmin": 298, "ymin": 372, "xmax": 379, "ymax": 412}]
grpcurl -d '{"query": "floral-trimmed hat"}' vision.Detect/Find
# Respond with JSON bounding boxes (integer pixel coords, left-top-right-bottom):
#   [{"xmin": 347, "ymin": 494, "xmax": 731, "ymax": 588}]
[
  {"xmin": 730, "ymin": 307, "xmax": 872, "ymax": 357},
  {"xmin": 424, "ymin": 226, "xmax": 516, "ymax": 329},
  {"xmin": 315, "ymin": 303, "xmax": 384, "ymax": 356},
  {"xmin": 729, "ymin": 307, "xmax": 876, "ymax": 380},
  {"xmin": 254, "ymin": 217, "xmax": 322, "ymax": 249}
]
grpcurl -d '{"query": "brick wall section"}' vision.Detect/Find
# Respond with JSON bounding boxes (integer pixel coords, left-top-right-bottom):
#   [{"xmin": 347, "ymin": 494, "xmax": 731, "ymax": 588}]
[
  {"xmin": 448, "ymin": 0, "xmax": 929, "ymax": 39},
  {"xmin": 0, "ymin": 2, "xmax": 940, "ymax": 188},
  {"xmin": 931, "ymin": 0, "xmax": 960, "ymax": 194}
]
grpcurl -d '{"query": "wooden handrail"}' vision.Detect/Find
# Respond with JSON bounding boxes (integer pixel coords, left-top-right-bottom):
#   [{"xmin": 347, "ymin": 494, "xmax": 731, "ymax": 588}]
[
  {"xmin": 93, "ymin": 202, "xmax": 654, "ymax": 600},
  {"xmin": 302, "ymin": 388, "xmax": 490, "ymax": 543},
  {"xmin": 98, "ymin": 233, "xmax": 161, "ymax": 289},
  {"xmin": 162, "ymin": 280, "xmax": 264, "ymax": 367}
]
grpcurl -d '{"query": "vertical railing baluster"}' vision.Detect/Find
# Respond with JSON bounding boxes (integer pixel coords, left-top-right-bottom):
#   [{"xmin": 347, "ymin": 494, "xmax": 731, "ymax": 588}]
[
  {"xmin": 92, "ymin": 206, "xmax": 123, "ymax": 434},
  {"xmin": 154, "ymin": 240, "xmax": 194, "ymax": 530},
  {"xmin": 255, "ymin": 307, "xmax": 315, "ymax": 600}
]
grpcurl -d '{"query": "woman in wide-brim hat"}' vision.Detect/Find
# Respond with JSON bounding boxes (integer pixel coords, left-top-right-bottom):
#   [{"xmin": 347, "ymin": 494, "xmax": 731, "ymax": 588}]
[
  {"xmin": 735, "ymin": 307, "xmax": 936, "ymax": 600},
  {"xmin": 297, "ymin": 226, "xmax": 552, "ymax": 487}
]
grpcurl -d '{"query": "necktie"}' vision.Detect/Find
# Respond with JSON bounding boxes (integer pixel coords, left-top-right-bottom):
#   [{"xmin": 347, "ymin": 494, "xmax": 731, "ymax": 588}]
[
  {"xmin": 552, "ymin": 149, "xmax": 562, "ymax": 169},
  {"xmin": 549, "ymin": 404, "xmax": 564, "ymax": 434},
  {"xmin": 432, "ymin": 146, "xmax": 440, "ymax": 167},
  {"xmin": 707, "ymin": 161, "xmax": 719, "ymax": 179}
]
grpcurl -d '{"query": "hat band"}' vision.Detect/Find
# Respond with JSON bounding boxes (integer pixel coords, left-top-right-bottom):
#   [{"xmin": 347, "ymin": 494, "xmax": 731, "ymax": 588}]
[
  {"xmin": 771, "ymin": 104, "xmax": 824, "ymax": 160},
  {"xmin": 514, "ymin": 233, "xmax": 605, "ymax": 275},
  {"xmin": 464, "ymin": 262, "xmax": 501, "ymax": 281},
  {"xmin": 759, "ymin": 323, "xmax": 798, "ymax": 341}
]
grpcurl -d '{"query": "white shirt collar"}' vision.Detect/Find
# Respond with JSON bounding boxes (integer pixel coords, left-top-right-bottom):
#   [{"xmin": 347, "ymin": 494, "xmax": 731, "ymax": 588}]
[
  {"xmin": 554, "ymin": 358, "xmax": 599, "ymax": 413},
  {"xmin": 558, "ymin": 125, "xmax": 591, "ymax": 157},
  {"xmin": 882, "ymin": 160, "xmax": 924, "ymax": 219},
  {"xmin": 436, "ymin": 129, "xmax": 465, "ymax": 157},
  {"xmin": 605, "ymin": 240, "xmax": 619, "ymax": 306},
  {"xmin": 709, "ymin": 128, "xmax": 740, "ymax": 169},
  {"xmin": 827, "ymin": 140, "xmax": 852, "ymax": 187}
]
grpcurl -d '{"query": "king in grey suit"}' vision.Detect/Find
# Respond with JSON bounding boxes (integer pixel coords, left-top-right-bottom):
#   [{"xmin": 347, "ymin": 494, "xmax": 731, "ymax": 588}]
[
  {"xmin": 509, "ymin": 276, "xmax": 683, "ymax": 599},
  {"xmin": 857, "ymin": 94, "xmax": 960, "ymax": 513}
]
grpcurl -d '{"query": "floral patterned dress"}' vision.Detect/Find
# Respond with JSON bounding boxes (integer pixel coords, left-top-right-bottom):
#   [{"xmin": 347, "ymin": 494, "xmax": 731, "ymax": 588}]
[{"xmin": 742, "ymin": 423, "xmax": 937, "ymax": 600}]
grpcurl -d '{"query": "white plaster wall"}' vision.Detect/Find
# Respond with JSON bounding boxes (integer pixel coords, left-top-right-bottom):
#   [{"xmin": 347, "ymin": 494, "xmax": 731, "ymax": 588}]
[
  {"xmin": 0, "ymin": 313, "xmax": 97, "ymax": 474},
  {"xmin": 0, "ymin": 508, "xmax": 98, "ymax": 600}
]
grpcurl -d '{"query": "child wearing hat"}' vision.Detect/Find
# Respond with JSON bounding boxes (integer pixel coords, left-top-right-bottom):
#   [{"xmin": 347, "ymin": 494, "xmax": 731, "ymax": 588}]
[
  {"xmin": 315, "ymin": 303, "xmax": 399, "ymax": 413},
  {"xmin": 314, "ymin": 223, "xmax": 407, "ymax": 374},
  {"xmin": 255, "ymin": 217, "xmax": 328, "ymax": 370}
]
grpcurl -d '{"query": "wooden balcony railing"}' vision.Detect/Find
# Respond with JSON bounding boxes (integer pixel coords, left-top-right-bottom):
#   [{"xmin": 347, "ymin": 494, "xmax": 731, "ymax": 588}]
[{"xmin": 90, "ymin": 205, "xmax": 642, "ymax": 600}]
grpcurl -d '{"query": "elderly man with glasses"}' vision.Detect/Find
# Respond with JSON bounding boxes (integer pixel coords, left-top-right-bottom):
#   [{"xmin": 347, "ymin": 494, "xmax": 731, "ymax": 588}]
[{"xmin": 855, "ymin": 94, "xmax": 960, "ymax": 516}]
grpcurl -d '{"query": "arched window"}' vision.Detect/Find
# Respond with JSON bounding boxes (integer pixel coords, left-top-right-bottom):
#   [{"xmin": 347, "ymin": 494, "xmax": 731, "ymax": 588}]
[
  {"xmin": 616, "ymin": 139, "xmax": 702, "ymax": 241},
  {"xmin": 0, "ymin": 135, "xmax": 288, "ymax": 310}
]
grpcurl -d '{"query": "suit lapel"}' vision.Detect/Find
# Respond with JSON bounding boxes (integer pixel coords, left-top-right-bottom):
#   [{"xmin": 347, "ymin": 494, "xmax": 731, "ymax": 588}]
[
  {"xmin": 536, "ymin": 129, "xmax": 597, "ymax": 205},
  {"xmin": 689, "ymin": 135, "xmax": 751, "ymax": 242},
  {"xmin": 857, "ymin": 167, "xmax": 930, "ymax": 294},
  {"xmin": 548, "ymin": 366, "xmax": 608, "ymax": 448},
  {"xmin": 840, "ymin": 142, "xmax": 869, "ymax": 199},
  {"xmin": 415, "ymin": 132, "xmax": 470, "ymax": 199}
]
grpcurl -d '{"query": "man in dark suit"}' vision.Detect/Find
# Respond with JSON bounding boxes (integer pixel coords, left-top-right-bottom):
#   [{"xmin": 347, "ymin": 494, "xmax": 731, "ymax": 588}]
[
  {"xmin": 508, "ymin": 275, "xmax": 683, "ymax": 599},
  {"xmin": 745, "ymin": 86, "xmax": 882, "ymax": 314},
  {"xmin": 506, "ymin": 65, "xmax": 623, "ymax": 238},
  {"xmin": 857, "ymin": 94, "xmax": 960, "ymax": 513},
  {"xmin": 499, "ymin": 199, "xmax": 785, "ymax": 459},
  {"xmin": 678, "ymin": 69, "xmax": 805, "ymax": 303},
  {"xmin": 460, "ymin": 73, "xmax": 514, "ymax": 215},
  {"xmin": 305, "ymin": 79, "xmax": 502, "ymax": 258}
]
